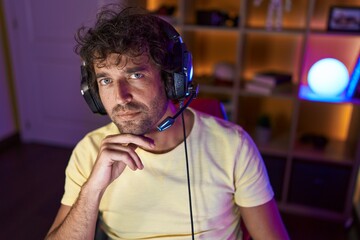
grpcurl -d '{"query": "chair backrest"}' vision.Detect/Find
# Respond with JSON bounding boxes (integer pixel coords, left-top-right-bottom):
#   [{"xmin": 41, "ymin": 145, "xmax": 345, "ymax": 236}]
[{"xmin": 189, "ymin": 98, "xmax": 228, "ymax": 120}]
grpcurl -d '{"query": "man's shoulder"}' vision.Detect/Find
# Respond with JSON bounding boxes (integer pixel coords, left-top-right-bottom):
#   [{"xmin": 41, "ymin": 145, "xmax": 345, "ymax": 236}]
[
  {"xmin": 192, "ymin": 108, "xmax": 247, "ymax": 139},
  {"xmin": 86, "ymin": 121, "xmax": 117, "ymax": 136},
  {"xmin": 77, "ymin": 122, "xmax": 117, "ymax": 147},
  {"xmin": 193, "ymin": 108, "xmax": 242, "ymax": 129}
]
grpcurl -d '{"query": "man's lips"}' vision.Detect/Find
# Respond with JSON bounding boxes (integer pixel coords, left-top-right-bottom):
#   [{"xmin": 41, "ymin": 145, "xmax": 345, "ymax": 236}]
[{"xmin": 115, "ymin": 111, "xmax": 141, "ymax": 120}]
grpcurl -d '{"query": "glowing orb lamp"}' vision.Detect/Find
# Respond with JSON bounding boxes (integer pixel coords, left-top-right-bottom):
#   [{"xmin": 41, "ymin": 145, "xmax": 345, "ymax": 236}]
[{"xmin": 308, "ymin": 58, "xmax": 349, "ymax": 96}]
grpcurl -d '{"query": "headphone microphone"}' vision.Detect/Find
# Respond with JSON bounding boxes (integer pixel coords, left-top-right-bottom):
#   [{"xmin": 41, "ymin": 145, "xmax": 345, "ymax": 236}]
[{"xmin": 157, "ymin": 84, "xmax": 199, "ymax": 132}]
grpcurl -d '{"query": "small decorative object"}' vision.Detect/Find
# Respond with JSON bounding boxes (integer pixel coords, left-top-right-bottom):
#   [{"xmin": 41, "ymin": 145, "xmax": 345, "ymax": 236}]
[
  {"xmin": 151, "ymin": 5, "xmax": 177, "ymax": 24},
  {"xmin": 213, "ymin": 62, "xmax": 235, "ymax": 86},
  {"xmin": 244, "ymin": 71, "xmax": 293, "ymax": 95},
  {"xmin": 255, "ymin": 114, "xmax": 272, "ymax": 144},
  {"xmin": 196, "ymin": 10, "xmax": 238, "ymax": 27},
  {"xmin": 196, "ymin": 10, "xmax": 228, "ymax": 26},
  {"xmin": 253, "ymin": 0, "xmax": 292, "ymax": 30},
  {"xmin": 307, "ymin": 58, "xmax": 349, "ymax": 97},
  {"xmin": 252, "ymin": 71, "xmax": 292, "ymax": 87},
  {"xmin": 300, "ymin": 133, "xmax": 328, "ymax": 150},
  {"xmin": 327, "ymin": 6, "xmax": 360, "ymax": 33},
  {"xmin": 300, "ymin": 55, "xmax": 360, "ymax": 102}
]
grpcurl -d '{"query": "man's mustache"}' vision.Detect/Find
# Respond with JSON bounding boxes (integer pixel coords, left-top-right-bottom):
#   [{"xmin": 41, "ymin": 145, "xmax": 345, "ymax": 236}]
[{"xmin": 112, "ymin": 102, "xmax": 147, "ymax": 114}]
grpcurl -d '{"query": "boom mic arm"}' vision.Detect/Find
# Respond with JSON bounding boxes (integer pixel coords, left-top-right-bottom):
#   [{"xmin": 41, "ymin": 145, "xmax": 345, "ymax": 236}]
[{"xmin": 157, "ymin": 84, "xmax": 199, "ymax": 132}]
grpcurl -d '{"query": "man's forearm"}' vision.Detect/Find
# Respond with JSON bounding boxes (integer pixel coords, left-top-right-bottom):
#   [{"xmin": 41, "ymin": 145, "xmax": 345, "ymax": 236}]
[{"xmin": 45, "ymin": 183, "xmax": 103, "ymax": 240}]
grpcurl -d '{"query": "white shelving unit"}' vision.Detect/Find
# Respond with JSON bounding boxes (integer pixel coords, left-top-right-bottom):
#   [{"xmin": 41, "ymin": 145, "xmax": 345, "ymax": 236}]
[{"xmin": 141, "ymin": 0, "xmax": 360, "ymax": 224}]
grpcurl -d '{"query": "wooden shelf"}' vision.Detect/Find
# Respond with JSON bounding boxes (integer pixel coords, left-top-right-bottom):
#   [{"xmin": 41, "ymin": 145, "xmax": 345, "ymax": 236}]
[
  {"xmin": 239, "ymin": 88, "xmax": 298, "ymax": 100},
  {"xmin": 243, "ymin": 27, "xmax": 306, "ymax": 35},
  {"xmin": 310, "ymin": 30, "xmax": 360, "ymax": 37},
  {"xmin": 292, "ymin": 139, "xmax": 356, "ymax": 166},
  {"xmin": 256, "ymin": 135, "xmax": 290, "ymax": 157},
  {"xmin": 197, "ymin": 84, "xmax": 234, "ymax": 95},
  {"xmin": 182, "ymin": 25, "xmax": 239, "ymax": 32}
]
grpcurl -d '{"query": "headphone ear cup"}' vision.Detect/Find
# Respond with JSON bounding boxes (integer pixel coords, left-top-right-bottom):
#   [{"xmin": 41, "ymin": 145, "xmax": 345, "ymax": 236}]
[
  {"xmin": 162, "ymin": 23, "xmax": 193, "ymax": 100},
  {"xmin": 80, "ymin": 65, "xmax": 107, "ymax": 115},
  {"xmin": 163, "ymin": 70, "xmax": 187, "ymax": 100},
  {"xmin": 163, "ymin": 71, "xmax": 175, "ymax": 100},
  {"xmin": 166, "ymin": 49, "xmax": 193, "ymax": 100}
]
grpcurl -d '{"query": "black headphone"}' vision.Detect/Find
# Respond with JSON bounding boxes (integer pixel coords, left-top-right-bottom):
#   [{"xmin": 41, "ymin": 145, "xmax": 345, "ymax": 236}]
[{"xmin": 80, "ymin": 17, "xmax": 193, "ymax": 115}]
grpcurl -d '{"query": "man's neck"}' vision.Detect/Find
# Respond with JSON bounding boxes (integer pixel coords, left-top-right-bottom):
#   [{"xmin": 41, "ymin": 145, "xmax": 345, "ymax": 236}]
[{"xmin": 145, "ymin": 108, "xmax": 194, "ymax": 154}]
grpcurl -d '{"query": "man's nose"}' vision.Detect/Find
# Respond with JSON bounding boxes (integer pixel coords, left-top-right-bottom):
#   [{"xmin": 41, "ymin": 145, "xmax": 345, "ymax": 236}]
[{"xmin": 115, "ymin": 81, "xmax": 132, "ymax": 104}]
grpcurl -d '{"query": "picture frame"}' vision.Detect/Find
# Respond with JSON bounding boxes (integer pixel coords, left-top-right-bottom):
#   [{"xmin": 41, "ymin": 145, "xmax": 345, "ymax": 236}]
[{"xmin": 327, "ymin": 6, "xmax": 360, "ymax": 32}]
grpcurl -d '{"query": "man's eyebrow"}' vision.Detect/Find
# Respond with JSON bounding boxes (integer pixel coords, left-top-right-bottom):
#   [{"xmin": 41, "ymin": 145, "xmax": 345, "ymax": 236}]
[
  {"xmin": 124, "ymin": 66, "xmax": 149, "ymax": 73},
  {"xmin": 95, "ymin": 72, "xmax": 109, "ymax": 79},
  {"xmin": 95, "ymin": 65, "xmax": 150, "ymax": 79}
]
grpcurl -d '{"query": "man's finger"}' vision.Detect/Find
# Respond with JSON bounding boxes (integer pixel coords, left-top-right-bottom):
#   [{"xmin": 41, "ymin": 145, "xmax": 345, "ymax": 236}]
[{"xmin": 104, "ymin": 134, "xmax": 155, "ymax": 150}]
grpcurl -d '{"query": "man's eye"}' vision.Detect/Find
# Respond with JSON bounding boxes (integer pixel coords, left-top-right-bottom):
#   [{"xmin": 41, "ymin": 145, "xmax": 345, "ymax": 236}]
[
  {"xmin": 99, "ymin": 78, "xmax": 112, "ymax": 86},
  {"xmin": 130, "ymin": 73, "xmax": 144, "ymax": 79}
]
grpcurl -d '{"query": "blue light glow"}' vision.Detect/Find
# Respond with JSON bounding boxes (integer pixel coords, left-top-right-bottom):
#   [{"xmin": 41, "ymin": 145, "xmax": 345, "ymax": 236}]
[
  {"xmin": 308, "ymin": 58, "xmax": 349, "ymax": 97},
  {"xmin": 299, "ymin": 85, "xmax": 349, "ymax": 103},
  {"xmin": 346, "ymin": 54, "xmax": 360, "ymax": 98}
]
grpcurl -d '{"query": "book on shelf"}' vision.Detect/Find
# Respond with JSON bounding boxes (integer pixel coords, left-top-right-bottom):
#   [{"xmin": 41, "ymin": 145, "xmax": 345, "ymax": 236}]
[
  {"xmin": 244, "ymin": 81, "xmax": 293, "ymax": 95},
  {"xmin": 253, "ymin": 71, "xmax": 292, "ymax": 87}
]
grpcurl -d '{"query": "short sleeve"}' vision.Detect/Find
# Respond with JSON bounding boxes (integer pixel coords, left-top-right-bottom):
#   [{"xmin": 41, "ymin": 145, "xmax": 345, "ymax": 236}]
[
  {"xmin": 61, "ymin": 137, "xmax": 99, "ymax": 206},
  {"xmin": 234, "ymin": 132, "xmax": 274, "ymax": 207}
]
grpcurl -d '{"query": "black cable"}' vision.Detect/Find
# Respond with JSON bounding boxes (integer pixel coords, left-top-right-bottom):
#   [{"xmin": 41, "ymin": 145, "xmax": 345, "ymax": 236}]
[{"xmin": 180, "ymin": 102, "xmax": 195, "ymax": 240}]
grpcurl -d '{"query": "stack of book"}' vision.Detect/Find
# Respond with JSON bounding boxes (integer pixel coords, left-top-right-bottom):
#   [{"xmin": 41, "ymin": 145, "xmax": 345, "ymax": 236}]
[{"xmin": 245, "ymin": 71, "xmax": 293, "ymax": 95}]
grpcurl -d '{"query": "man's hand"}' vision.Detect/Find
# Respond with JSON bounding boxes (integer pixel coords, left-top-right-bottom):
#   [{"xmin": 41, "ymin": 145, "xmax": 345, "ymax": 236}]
[
  {"xmin": 86, "ymin": 134, "xmax": 155, "ymax": 193},
  {"xmin": 45, "ymin": 134, "xmax": 154, "ymax": 240}
]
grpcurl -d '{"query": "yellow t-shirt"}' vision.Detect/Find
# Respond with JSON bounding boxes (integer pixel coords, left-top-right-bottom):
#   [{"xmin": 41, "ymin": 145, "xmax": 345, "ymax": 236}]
[{"xmin": 61, "ymin": 108, "xmax": 273, "ymax": 239}]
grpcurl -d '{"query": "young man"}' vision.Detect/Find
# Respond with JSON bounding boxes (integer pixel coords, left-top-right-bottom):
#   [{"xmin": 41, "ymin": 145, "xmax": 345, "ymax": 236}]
[{"xmin": 46, "ymin": 6, "xmax": 289, "ymax": 240}]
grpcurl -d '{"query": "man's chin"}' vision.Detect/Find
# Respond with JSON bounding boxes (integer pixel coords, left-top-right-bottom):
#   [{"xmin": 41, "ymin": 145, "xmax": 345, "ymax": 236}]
[{"xmin": 114, "ymin": 121, "xmax": 153, "ymax": 135}]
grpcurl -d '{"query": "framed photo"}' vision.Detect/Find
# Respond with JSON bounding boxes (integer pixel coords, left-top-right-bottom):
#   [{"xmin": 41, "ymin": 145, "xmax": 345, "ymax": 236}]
[{"xmin": 327, "ymin": 6, "xmax": 360, "ymax": 32}]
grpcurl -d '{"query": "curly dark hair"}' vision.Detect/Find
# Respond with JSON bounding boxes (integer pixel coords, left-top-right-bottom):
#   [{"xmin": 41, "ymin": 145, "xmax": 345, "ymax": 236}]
[{"xmin": 74, "ymin": 6, "xmax": 175, "ymax": 92}]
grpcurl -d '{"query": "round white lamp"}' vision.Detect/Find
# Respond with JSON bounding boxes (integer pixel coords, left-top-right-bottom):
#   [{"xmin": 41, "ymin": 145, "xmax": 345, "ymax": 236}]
[{"xmin": 307, "ymin": 58, "xmax": 349, "ymax": 96}]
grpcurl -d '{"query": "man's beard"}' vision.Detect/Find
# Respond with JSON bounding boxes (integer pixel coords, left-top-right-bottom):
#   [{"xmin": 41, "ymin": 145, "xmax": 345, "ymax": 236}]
[{"xmin": 110, "ymin": 94, "xmax": 168, "ymax": 135}]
